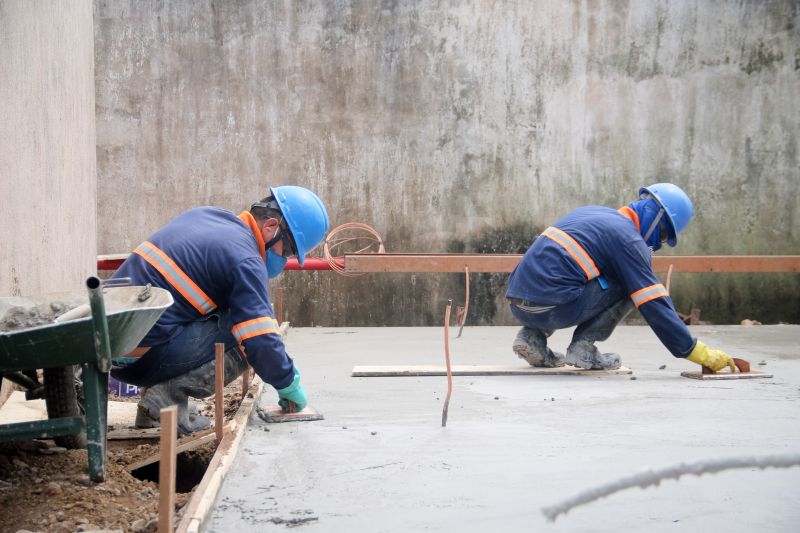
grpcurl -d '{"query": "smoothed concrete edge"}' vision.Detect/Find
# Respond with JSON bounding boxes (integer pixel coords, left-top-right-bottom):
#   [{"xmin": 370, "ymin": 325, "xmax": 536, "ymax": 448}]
[{"xmin": 176, "ymin": 376, "xmax": 263, "ymax": 533}]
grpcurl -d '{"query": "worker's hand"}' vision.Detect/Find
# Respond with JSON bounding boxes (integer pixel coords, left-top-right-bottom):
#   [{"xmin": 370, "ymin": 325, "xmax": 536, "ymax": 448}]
[
  {"xmin": 686, "ymin": 341, "xmax": 737, "ymax": 372},
  {"xmin": 276, "ymin": 369, "xmax": 307, "ymax": 412}
]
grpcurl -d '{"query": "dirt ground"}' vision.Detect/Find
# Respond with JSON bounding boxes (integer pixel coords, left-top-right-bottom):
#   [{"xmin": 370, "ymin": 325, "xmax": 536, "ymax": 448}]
[{"xmin": 0, "ymin": 383, "xmax": 253, "ymax": 533}]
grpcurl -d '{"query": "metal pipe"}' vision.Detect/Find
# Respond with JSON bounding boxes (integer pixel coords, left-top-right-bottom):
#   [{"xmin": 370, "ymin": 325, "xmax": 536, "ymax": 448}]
[
  {"xmin": 87, "ymin": 277, "xmax": 112, "ymax": 373},
  {"xmin": 283, "ymin": 258, "xmax": 335, "ymax": 270},
  {"xmin": 3, "ymin": 371, "xmax": 40, "ymax": 390}
]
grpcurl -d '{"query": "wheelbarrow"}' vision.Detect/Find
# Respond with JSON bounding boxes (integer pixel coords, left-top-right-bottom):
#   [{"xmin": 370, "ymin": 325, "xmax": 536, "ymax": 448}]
[{"xmin": 0, "ymin": 277, "xmax": 173, "ymax": 481}]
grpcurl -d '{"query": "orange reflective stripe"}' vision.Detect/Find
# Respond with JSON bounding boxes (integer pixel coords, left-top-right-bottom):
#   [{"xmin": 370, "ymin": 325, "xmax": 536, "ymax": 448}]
[
  {"xmin": 617, "ymin": 206, "xmax": 641, "ymax": 232},
  {"xmin": 232, "ymin": 316, "xmax": 280, "ymax": 343},
  {"xmin": 133, "ymin": 241, "xmax": 217, "ymax": 315},
  {"xmin": 541, "ymin": 227, "xmax": 600, "ymax": 280},
  {"xmin": 631, "ymin": 283, "xmax": 669, "ymax": 307}
]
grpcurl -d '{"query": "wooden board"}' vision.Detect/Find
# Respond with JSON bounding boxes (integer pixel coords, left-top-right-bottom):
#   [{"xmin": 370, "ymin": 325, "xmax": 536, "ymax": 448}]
[
  {"xmin": 125, "ymin": 429, "xmax": 219, "ymax": 472},
  {"xmin": 351, "ymin": 364, "xmax": 632, "ymax": 377},
  {"xmin": 681, "ymin": 370, "xmax": 774, "ymax": 380},
  {"xmin": 177, "ymin": 378, "xmax": 263, "ymax": 533},
  {"xmin": 256, "ymin": 404, "xmax": 324, "ymax": 423},
  {"xmin": 108, "ymin": 427, "xmax": 161, "ymax": 440},
  {"xmin": 343, "ymin": 253, "xmax": 800, "ymax": 273}
]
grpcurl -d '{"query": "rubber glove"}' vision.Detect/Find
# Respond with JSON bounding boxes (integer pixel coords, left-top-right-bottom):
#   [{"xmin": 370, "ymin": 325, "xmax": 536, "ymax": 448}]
[
  {"xmin": 276, "ymin": 369, "xmax": 307, "ymax": 412},
  {"xmin": 686, "ymin": 340, "xmax": 736, "ymax": 372}
]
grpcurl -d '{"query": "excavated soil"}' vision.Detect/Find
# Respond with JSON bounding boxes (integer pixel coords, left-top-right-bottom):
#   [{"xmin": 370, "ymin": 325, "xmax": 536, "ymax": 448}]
[{"xmin": 0, "ymin": 383, "xmax": 254, "ymax": 533}]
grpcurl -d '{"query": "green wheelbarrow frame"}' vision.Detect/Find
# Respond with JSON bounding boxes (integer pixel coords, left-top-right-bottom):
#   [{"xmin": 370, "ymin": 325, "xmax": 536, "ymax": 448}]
[{"xmin": 0, "ymin": 277, "xmax": 173, "ymax": 481}]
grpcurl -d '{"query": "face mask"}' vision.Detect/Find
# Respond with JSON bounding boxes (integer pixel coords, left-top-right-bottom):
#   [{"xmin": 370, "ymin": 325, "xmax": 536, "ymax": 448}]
[{"xmin": 266, "ymin": 249, "xmax": 288, "ymax": 279}]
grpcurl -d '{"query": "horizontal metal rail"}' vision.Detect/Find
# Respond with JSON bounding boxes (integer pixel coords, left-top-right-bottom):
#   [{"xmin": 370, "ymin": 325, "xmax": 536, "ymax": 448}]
[
  {"xmin": 343, "ymin": 254, "xmax": 800, "ymax": 273},
  {"xmin": 98, "ymin": 253, "xmax": 800, "ymax": 274}
]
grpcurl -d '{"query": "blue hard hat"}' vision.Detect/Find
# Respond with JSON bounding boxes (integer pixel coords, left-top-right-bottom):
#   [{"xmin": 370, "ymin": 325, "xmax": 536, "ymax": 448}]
[
  {"xmin": 270, "ymin": 185, "xmax": 329, "ymax": 265},
  {"xmin": 638, "ymin": 183, "xmax": 694, "ymax": 247}
]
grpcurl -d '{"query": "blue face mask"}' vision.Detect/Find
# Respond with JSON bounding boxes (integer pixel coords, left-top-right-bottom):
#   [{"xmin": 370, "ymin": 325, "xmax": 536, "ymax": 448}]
[{"xmin": 266, "ymin": 249, "xmax": 288, "ymax": 279}]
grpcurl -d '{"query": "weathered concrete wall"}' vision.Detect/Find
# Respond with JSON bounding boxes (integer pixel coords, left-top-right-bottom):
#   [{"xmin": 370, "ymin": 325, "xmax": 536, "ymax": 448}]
[
  {"xmin": 94, "ymin": 1, "xmax": 800, "ymax": 325},
  {"xmin": 1, "ymin": 1, "xmax": 97, "ymax": 296}
]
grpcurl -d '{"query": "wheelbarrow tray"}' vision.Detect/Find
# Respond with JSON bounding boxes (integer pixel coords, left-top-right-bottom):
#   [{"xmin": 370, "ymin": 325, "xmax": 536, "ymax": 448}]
[{"xmin": 0, "ymin": 286, "xmax": 173, "ymax": 372}]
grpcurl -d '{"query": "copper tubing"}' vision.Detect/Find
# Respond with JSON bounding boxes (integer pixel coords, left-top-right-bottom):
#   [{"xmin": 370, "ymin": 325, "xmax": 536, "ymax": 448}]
[{"xmin": 442, "ymin": 299, "xmax": 453, "ymax": 427}]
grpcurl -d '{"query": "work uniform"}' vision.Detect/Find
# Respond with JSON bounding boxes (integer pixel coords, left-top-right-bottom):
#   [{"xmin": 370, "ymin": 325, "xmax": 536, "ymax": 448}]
[
  {"xmin": 111, "ymin": 207, "xmax": 295, "ymax": 390},
  {"xmin": 506, "ymin": 206, "xmax": 696, "ymax": 358}
]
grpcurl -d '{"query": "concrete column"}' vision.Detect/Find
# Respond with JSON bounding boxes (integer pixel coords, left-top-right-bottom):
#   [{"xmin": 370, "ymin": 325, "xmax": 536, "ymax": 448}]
[{"xmin": 0, "ymin": 0, "xmax": 97, "ymax": 297}]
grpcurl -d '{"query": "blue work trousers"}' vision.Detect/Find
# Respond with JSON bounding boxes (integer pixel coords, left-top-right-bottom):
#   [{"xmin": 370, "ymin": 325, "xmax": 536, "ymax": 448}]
[
  {"xmin": 509, "ymin": 278, "xmax": 626, "ymax": 332},
  {"xmin": 110, "ymin": 311, "xmax": 239, "ymax": 388}
]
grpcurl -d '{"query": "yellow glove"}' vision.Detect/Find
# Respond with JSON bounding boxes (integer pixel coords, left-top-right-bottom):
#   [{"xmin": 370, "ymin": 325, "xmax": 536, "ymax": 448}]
[{"xmin": 686, "ymin": 341, "xmax": 736, "ymax": 372}]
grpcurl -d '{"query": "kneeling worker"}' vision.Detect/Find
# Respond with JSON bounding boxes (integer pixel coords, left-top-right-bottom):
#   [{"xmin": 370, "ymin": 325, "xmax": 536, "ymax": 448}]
[
  {"xmin": 111, "ymin": 185, "xmax": 329, "ymax": 435},
  {"xmin": 506, "ymin": 182, "xmax": 736, "ymax": 373}
]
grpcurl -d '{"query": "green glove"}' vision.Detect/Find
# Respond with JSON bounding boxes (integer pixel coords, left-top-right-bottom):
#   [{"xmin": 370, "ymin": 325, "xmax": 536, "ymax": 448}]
[
  {"xmin": 276, "ymin": 369, "xmax": 307, "ymax": 412},
  {"xmin": 686, "ymin": 340, "xmax": 736, "ymax": 372}
]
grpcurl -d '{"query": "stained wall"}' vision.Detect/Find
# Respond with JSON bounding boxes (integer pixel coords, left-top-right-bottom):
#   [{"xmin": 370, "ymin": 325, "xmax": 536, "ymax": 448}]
[{"xmin": 94, "ymin": 1, "xmax": 800, "ymax": 325}]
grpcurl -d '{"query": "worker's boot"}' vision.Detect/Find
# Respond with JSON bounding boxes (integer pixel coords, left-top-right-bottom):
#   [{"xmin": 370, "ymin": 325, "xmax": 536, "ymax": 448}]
[
  {"xmin": 134, "ymin": 347, "xmax": 249, "ymax": 435},
  {"xmin": 565, "ymin": 299, "xmax": 634, "ymax": 370},
  {"xmin": 512, "ymin": 327, "xmax": 565, "ymax": 367}
]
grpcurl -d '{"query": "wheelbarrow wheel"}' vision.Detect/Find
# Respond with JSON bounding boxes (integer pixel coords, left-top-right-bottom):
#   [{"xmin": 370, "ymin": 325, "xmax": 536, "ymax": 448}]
[{"xmin": 43, "ymin": 365, "xmax": 87, "ymax": 449}]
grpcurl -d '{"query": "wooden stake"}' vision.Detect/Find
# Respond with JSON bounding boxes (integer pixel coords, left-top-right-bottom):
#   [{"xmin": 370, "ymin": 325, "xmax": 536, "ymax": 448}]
[
  {"xmin": 158, "ymin": 405, "xmax": 177, "ymax": 533},
  {"xmin": 215, "ymin": 343, "xmax": 224, "ymax": 445},
  {"xmin": 241, "ymin": 365, "xmax": 250, "ymax": 400}
]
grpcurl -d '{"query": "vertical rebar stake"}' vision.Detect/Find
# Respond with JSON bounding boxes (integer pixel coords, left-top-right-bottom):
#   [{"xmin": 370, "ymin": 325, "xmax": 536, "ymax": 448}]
[
  {"xmin": 665, "ymin": 263, "xmax": 674, "ymax": 293},
  {"xmin": 215, "ymin": 343, "xmax": 225, "ymax": 444},
  {"xmin": 457, "ymin": 266, "xmax": 470, "ymax": 338},
  {"xmin": 276, "ymin": 287, "xmax": 285, "ymax": 324},
  {"xmin": 442, "ymin": 299, "xmax": 454, "ymax": 427}
]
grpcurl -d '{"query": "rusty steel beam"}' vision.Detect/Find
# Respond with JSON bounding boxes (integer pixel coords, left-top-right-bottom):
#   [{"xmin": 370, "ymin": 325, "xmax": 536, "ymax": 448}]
[{"xmin": 344, "ymin": 254, "xmax": 800, "ymax": 273}]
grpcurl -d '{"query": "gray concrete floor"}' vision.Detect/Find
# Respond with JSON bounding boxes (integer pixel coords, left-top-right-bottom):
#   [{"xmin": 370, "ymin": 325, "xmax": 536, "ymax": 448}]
[{"xmin": 204, "ymin": 325, "xmax": 800, "ymax": 532}]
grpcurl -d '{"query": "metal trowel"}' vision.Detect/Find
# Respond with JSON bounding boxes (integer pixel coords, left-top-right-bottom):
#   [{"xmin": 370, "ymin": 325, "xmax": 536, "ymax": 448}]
[{"xmin": 681, "ymin": 357, "xmax": 773, "ymax": 380}]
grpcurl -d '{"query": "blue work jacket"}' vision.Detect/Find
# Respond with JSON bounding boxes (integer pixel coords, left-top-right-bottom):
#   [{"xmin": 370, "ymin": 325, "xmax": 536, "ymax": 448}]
[
  {"xmin": 113, "ymin": 207, "xmax": 295, "ymax": 389},
  {"xmin": 507, "ymin": 206, "xmax": 696, "ymax": 357}
]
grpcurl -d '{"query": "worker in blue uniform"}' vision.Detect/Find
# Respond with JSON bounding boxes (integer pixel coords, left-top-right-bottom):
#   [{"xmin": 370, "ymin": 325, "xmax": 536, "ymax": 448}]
[
  {"xmin": 506, "ymin": 183, "xmax": 737, "ymax": 372},
  {"xmin": 110, "ymin": 185, "xmax": 329, "ymax": 435}
]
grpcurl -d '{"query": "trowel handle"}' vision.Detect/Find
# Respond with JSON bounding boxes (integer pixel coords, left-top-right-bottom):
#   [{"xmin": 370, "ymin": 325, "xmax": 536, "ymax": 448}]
[{"xmin": 279, "ymin": 398, "xmax": 298, "ymax": 413}]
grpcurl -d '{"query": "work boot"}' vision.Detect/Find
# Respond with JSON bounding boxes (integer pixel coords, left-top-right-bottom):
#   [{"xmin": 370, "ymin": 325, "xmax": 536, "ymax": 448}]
[
  {"xmin": 565, "ymin": 299, "xmax": 634, "ymax": 370},
  {"xmin": 565, "ymin": 340, "xmax": 621, "ymax": 370},
  {"xmin": 135, "ymin": 347, "xmax": 249, "ymax": 435},
  {"xmin": 512, "ymin": 327, "xmax": 565, "ymax": 368}
]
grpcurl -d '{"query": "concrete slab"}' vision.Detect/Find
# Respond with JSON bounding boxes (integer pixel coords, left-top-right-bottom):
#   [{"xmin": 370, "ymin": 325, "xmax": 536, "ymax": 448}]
[{"xmin": 204, "ymin": 325, "xmax": 800, "ymax": 532}]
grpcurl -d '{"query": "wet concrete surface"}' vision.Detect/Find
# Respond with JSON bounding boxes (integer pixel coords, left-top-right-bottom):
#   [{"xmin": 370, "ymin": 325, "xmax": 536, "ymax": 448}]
[{"xmin": 204, "ymin": 325, "xmax": 800, "ymax": 532}]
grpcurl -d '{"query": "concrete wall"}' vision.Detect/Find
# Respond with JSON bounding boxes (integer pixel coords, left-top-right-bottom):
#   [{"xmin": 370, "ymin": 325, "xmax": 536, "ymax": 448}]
[
  {"xmin": 94, "ymin": 0, "xmax": 800, "ymax": 326},
  {"xmin": 0, "ymin": 1, "xmax": 97, "ymax": 297}
]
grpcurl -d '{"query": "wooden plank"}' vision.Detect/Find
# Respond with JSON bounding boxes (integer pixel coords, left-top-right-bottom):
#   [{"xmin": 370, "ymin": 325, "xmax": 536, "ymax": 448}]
[
  {"xmin": 176, "ymin": 378, "xmax": 263, "ymax": 533},
  {"xmin": 352, "ymin": 364, "xmax": 632, "ymax": 377},
  {"xmin": 158, "ymin": 405, "xmax": 177, "ymax": 533},
  {"xmin": 344, "ymin": 253, "xmax": 800, "ymax": 273},
  {"xmin": 345, "ymin": 253, "xmax": 521, "ymax": 273},
  {"xmin": 108, "ymin": 427, "xmax": 161, "ymax": 440},
  {"xmin": 125, "ymin": 430, "xmax": 218, "ymax": 472},
  {"xmin": 681, "ymin": 370, "xmax": 774, "ymax": 380},
  {"xmin": 656, "ymin": 256, "xmax": 800, "ymax": 273}
]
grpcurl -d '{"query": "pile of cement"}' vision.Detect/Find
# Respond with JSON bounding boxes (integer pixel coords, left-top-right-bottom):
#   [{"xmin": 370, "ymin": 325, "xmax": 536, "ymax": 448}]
[{"xmin": 0, "ymin": 298, "xmax": 77, "ymax": 333}]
